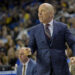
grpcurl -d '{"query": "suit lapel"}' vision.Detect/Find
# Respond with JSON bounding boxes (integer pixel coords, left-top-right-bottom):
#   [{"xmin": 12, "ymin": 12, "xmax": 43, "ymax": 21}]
[
  {"xmin": 37, "ymin": 23, "xmax": 49, "ymax": 45},
  {"xmin": 26, "ymin": 59, "xmax": 32, "ymax": 75},
  {"xmin": 50, "ymin": 20, "xmax": 59, "ymax": 46},
  {"xmin": 20, "ymin": 64, "xmax": 23, "ymax": 75},
  {"xmin": 38, "ymin": 23, "xmax": 46, "ymax": 40}
]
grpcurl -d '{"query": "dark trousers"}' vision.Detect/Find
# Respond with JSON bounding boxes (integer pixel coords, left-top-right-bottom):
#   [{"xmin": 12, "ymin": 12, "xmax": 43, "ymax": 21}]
[{"xmin": 50, "ymin": 57, "xmax": 55, "ymax": 75}]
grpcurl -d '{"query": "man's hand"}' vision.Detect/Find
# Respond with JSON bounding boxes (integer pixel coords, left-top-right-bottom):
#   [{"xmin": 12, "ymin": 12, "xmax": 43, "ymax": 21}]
[
  {"xmin": 70, "ymin": 57, "xmax": 75, "ymax": 64},
  {"xmin": 24, "ymin": 47, "xmax": 32, "ymax": 56},
  {"xmin": 19, "ymin": 47, "xmax": 32, "ymax": 56}
]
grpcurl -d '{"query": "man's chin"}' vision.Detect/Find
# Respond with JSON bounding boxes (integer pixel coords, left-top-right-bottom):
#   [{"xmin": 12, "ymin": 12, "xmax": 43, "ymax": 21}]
[{"xmin": 40, "ymin": 20, "xmax": 45, "ymax": 23}]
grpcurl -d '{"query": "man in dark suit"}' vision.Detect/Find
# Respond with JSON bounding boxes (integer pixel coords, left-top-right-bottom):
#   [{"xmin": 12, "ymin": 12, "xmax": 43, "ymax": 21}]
[
  {"xmin": 16, "ymin": 47, "xmax": 36, "ymax": 75},
  {"xmin": 28, "ymin": 3, "xmax": 75, "ymax": 75}
]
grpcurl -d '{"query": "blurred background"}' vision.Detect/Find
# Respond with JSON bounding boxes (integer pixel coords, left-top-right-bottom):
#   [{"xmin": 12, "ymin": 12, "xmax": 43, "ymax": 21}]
[{"xmin": 0, "ymin": 0, "xmax": 75, "ymax": 74}]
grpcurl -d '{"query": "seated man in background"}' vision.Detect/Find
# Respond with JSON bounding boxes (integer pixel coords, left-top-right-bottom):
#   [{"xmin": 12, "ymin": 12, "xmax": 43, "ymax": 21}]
[{"xmin": 16, "ymin": 47, "xmax": 36, "ymax": 75}]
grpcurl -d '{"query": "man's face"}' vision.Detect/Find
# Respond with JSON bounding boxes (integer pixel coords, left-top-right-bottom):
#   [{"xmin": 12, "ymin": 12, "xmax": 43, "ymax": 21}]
[
  {"xmin": 19, "ymin": 49, "xmax": 28, "ymax": 63},
  {"xmin": 38, "ymin": 5, "xmax": 53, "ymax": 24}
]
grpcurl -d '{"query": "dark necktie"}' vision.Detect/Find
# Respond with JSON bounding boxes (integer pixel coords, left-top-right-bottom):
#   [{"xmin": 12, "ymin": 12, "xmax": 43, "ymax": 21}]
[
  {"xmin": 23, "ymin": 65, "xmax": 26, "ymax": 75},
  {"xmin": 45, "ymin": 24, "xmax": 51, "ymax": 39}
]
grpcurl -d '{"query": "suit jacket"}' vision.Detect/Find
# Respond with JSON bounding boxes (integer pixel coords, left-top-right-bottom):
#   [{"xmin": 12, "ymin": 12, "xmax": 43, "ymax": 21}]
[
  {"xmin": 16, "ymin": 59, "xmax": 36, "ymax": 75},
  {"xmin": 28, "ymin": 20, "xmax": 75, "ymax": 75}
]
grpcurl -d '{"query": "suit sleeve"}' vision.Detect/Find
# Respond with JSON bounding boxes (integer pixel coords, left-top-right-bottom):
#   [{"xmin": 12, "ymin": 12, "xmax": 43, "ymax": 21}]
[
  {"xmin": 64, "ymin": 25, "xmax": 75, "ymax": 56},
  {"xmin": 28, "ymin": 29, "xmax": 37, "ymax": 54}
]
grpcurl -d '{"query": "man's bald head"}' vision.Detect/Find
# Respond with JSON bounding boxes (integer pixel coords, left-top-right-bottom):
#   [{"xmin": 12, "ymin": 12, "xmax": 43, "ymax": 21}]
[
  {"xmin": 38, "ymin": 3, "xmax": 55, "ymax": 24},
  {"xmin": 39, "ymin": 3, "xmax": 54, "ymax": 14}
]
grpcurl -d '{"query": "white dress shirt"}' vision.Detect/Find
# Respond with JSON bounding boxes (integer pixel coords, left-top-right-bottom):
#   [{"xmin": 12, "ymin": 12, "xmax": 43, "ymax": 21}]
[
  {"xmin": 44, "ymin": 19, "xmax": 53, "ymax": 37},
  {"xmin": 22, "ymin": 59, "xmax": 30, "ymax": 75}
]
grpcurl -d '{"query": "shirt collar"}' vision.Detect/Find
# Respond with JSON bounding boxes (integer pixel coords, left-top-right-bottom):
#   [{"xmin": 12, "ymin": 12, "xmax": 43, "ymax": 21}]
[
  {"xmin": 43, "ymin": 19, "xmax": 53, "ymax": 26},
  {"xmin": 48, "ymin": 19, "xmax": 53, "ymax": 26}
]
